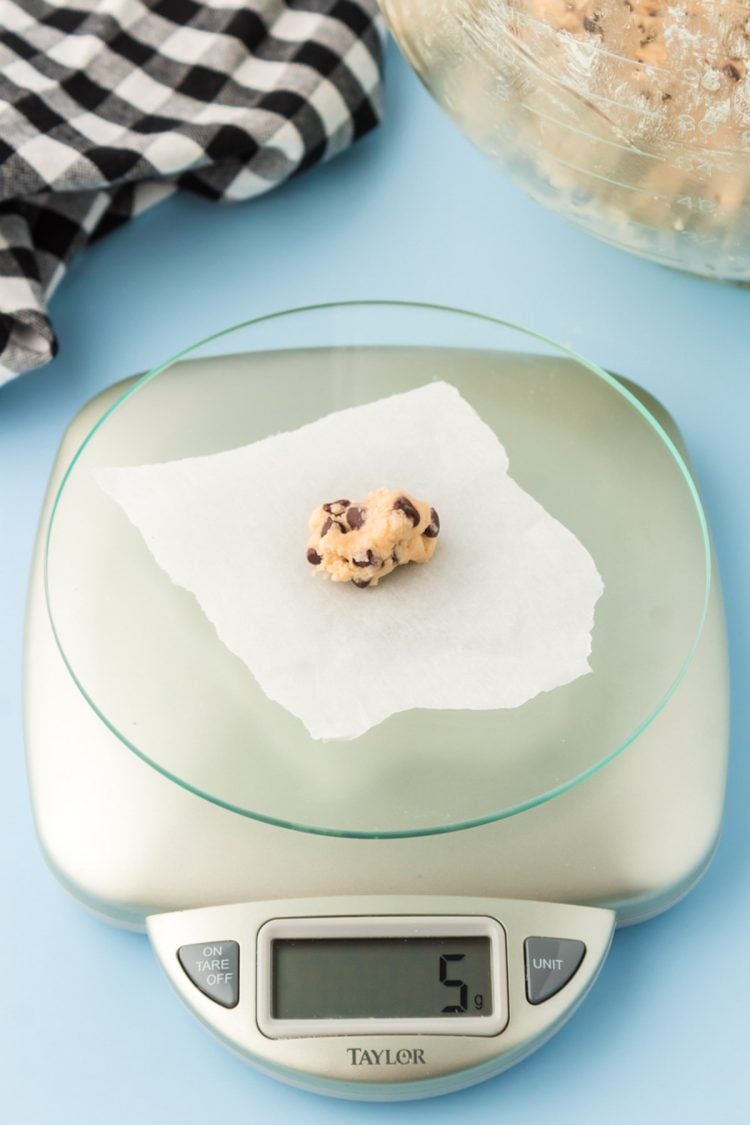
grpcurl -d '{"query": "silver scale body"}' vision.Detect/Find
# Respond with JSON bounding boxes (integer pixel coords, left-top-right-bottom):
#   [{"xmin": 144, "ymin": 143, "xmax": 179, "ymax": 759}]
[{"xmin": 24, "ymin": 357, "xmax": 729, "ymax": 1099}]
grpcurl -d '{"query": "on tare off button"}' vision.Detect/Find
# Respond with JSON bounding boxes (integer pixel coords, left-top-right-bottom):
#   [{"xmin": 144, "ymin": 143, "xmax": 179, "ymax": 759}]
[{"xmin": 177, "ymin": 941, "xmax": 239, "ymax": 1009}]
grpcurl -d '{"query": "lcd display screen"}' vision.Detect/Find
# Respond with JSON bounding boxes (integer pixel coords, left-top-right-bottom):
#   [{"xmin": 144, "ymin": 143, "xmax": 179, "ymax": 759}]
[{"xmin": 272, "ymin": 936, "xmax": 493, "ymax": 1020}]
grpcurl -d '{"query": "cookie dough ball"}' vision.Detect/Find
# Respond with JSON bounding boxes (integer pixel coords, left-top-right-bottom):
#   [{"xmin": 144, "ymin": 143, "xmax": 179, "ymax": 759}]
[{"xmin": 306, "ymin": 489, "xmax": 440, "ymax": 588}]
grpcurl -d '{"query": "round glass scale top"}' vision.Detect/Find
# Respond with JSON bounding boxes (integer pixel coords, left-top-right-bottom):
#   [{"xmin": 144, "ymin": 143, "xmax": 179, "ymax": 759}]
[{"xmin": 44, "ymin": 303, "xmax": 711, "ymax": 837}]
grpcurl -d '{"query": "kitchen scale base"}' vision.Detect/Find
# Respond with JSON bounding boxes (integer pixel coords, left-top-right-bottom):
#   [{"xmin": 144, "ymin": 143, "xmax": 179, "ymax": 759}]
[{"xmin": 24, "ymin": 304, "xmax": 729, "ymax": 1098}]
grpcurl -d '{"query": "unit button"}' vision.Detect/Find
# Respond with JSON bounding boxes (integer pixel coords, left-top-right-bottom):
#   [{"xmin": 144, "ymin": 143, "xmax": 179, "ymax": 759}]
[
  {"xmin": 524, "ymin": 937, "xmax": 586, "ymax": 1005},
  {"xmin": 177, "ymin": 941, "xmax": 239, "ymax": 1008}
]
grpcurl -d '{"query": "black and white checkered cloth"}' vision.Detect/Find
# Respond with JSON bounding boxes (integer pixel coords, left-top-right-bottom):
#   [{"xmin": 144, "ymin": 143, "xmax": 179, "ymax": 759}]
[{"xmin": 0, "ymin": 0, "xmax": 384, "ymax": 387}]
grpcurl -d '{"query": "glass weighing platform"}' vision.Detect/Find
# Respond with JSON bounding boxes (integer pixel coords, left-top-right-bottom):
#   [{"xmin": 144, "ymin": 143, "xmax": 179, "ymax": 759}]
[{"xmin": 24, "ymin": 302, "xmax": 729, "ymax": 1099}]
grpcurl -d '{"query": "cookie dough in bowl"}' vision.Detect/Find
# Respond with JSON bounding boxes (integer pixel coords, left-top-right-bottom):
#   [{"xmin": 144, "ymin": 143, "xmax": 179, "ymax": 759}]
[{"xmin": 381, "ymin": 0, "xmax": 750, "ymax": 280}]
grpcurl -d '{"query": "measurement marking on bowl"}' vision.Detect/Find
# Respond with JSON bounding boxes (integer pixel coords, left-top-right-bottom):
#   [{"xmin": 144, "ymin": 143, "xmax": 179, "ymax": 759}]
[
  {"xmin": 548, "ymin": 156, "xmax": 673, "ymax": 201},
  {"xmin": 520, "ymin": 103, "xmax": 669, "ymax": 163}
]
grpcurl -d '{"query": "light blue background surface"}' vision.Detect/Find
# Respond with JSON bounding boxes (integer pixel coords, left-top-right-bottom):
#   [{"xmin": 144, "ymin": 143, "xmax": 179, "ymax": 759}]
[{"xmin": 1, "ymin": 38, "xmax": 748, "ymax": 1124}]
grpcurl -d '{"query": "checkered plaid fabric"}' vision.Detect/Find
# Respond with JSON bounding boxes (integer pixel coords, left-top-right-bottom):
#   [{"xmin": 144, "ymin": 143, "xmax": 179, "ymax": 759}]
[{"xmin": 0, "ymin": 0, "xmax": 384, "ymax": 387}]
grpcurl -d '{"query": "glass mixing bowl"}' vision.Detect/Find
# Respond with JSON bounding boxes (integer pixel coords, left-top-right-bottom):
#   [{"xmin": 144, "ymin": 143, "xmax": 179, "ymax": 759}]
[{"xmin": 381, "ymin": 0, "xmax": 750, "ymax": 280}]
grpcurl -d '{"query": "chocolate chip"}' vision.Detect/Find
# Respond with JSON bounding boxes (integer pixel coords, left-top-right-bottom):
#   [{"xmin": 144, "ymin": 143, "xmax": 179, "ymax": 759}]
[
  {"xmin": 723, "ymin": 62, "xmax": 742, "ymax": 82},
  {"xmin": 352, "ymin": 577, "xmax": 371, "ymax": 588},
  {"xmin": 353, "ymin": 550, "xmax": 381, "ymax": 569},
  {"xmin": 321, "ymin": 516, "xmax": 347, "ymax": 536},
  {"xmin": 323, "ymin": 499, "xmax": 350, "ymax": 515},
  {"xmin": 346, "ymin": 505, "xmax": 366, "ymax": 529},
  {"xmin": 423, "ymin": 507, "xmax": 440, "ymax": 539},
  {"xmin": 393, "ymin": 496, "xmax": 420, "ymax": 526},
  {"xmin": 306, "ymin": 548, "xmax": 322, "ymax": 565}
]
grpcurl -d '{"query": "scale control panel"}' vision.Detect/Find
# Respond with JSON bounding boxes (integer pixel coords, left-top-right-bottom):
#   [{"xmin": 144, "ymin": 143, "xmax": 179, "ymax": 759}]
[{"xmin": 147, "ymin": 896, "xmax": 614, "ymax": 1100}]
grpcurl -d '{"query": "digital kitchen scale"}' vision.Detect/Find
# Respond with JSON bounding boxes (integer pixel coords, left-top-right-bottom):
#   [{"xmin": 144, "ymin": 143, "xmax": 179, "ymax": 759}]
[{"xmin": 24, "ymin": 302, "xmax": 729, "ymax": 1100}]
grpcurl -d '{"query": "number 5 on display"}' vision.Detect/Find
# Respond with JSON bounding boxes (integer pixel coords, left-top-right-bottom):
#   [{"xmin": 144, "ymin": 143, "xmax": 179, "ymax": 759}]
[{"xmin": 440, "ymin": 953, "xmax": 468, "ymax": 1013}]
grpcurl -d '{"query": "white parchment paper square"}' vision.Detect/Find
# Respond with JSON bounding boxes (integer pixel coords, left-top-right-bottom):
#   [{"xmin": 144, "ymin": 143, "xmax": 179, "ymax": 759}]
[{"xmin": 97, "ymin": 382, "xmax": 604, "ymax": 740}]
